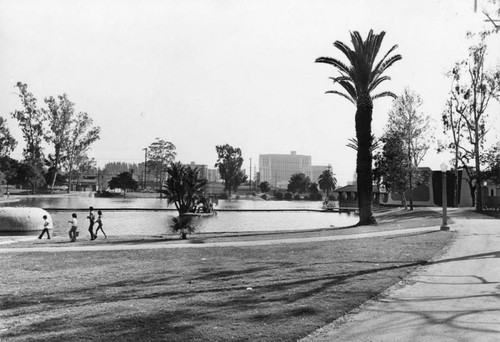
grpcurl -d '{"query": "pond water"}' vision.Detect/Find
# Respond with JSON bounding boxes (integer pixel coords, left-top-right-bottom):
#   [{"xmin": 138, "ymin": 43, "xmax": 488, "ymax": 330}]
[{"xmin": 1, "ymin": 195, "xmax": 358, "ymax": 236}]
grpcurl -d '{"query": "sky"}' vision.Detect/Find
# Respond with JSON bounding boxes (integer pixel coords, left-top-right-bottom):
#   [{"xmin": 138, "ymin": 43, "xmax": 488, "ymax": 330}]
[{"xmin": 1, "ymin": 0, "xmax": 499, "ymax": 185}]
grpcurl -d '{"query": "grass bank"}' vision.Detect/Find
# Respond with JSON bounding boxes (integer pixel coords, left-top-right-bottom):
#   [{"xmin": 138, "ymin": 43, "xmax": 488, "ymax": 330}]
[{"xmin": 0, "ymin": 208, "xmax": 454, "ymax": 341}]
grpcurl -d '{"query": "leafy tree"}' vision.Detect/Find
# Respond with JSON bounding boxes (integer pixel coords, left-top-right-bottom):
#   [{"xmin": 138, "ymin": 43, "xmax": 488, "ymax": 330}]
[
  {"xmin": 287, "ymin": 173, "xmax": 310, "ymax": 195},
  {"xmin": 16, "ymin": 162, "xmax": 46, "ymax": 192},
  {"xmin": 259, "ymin": 181, "xmax": 271, "ymax": 193},
  {"xmin": 108, "ymin": 171, "xmax": 139, "ymax": 195},
  {"xmin": 442, "ymin": 35, "xmax": 500, "ymax": 211},
  {"xmin": 215, "ymin": 144, "xmax": 247, "ymax": 197},
  {"xmin": 316, "ymin": 30, "xmax": 402, "ymax": 225},
  {"xmin": 10, "ymin": 82, "xmax": 46, "ymax": 193},
  {"xmin": 481, "ymin": 144, "xmax": 500, "ymax": 186},
  {"xmin": 308, "ymin": 182, "xmax": 319, "ymax": 194},
  {"xmin": 0, "ymin": 116, "xmax": 17, "ymax": 156},
  {"xmin": 146, "ymin": 138, "xmax": 176, "ymax": 193},
  {"xmin": 386, "ymin": 88, "xmax": 432, "ymax": 210},
  {"xmin": 317, "ymin": 166, "xmax": 337, "ymax": 197},
  {"xmin": 43, "ymin": 94, "xmax": 73, "ymax": 193},
  {"xmin": 374, "ymin": 132, "xmax": 410, "ymax": 207},
  {"xmin": 0, "ymin": 156, "xmax": 19, "ymax": 195},
  {"xmin": 64, "ymin": 112, "xmax": 100, "ymax": 193},
  {"xmin": 162, "ymin": 162, "xmax": 207, "ymax": 215}
]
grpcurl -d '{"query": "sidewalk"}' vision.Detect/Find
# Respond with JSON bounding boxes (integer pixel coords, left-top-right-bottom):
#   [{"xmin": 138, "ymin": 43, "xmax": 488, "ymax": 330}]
[
  {"xmin": 301, "ymin": 210, "xmax": 500, "ymax": 342},
  {"xmin": 0, "ymin": 225, "xmax": 439, "ymax": 252}
]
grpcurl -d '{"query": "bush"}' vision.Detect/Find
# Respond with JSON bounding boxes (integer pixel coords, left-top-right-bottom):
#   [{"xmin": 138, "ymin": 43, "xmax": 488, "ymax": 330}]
[
  {"xmin": 303, "ymin": 195, "xmax": 309, "ymax": 200},
  {"xmin": 235, "ymin": 195, "xmax": 240, "ymax": 200},
  {"xmin": 261, "ymin": 193, "xmax": 269, "ymax": 200},
  {"xmin": 293, "ymin": 194, "xmax": 301, "ymax": 200},
  {"xmin": 275, "ymin": 192, "xmax": 284, "ymax": 200},
  {"xmin": 284, "ymin": 192, "xmax": 293, "ymax": 200},
  {"xmin": 218, "ymin": 193, "xmax": 229, "ymax": 200}
]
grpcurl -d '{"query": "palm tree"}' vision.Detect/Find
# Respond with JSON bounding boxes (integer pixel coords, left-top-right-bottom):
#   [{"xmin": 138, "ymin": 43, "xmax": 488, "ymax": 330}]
[
  {"xmin": 318, "ymin": 167, "xmax": 337, "ymax": 198},
  {"xmin": 162, "ymin": 162, "xmax": 207, "ymax": 215},
  {"xmin": 316, "ymin": 30, "xmax": 401, "ymax": 225}
]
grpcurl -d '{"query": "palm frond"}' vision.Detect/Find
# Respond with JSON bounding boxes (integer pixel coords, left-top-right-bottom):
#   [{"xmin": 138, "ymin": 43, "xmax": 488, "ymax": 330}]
[
  {"xmin": 371, "ymin": 91, "xmax": 397, "ymax": 100},
  {"xmin": 316, "ymin": 57, "xmax": 351, "ymax": 76},
  {"xmin": 337, "ymin": 80, "xmax": 357, "ymax": 101},
  {"xmin": 374, "ymin": 54, "xmax": 402, "ymax": 77},
  {"xmin": 325, "ymin": 90, "xmax": 356, "ymax": 104},
  {"xmin": 368, "ymin": 75, "xmax": 391, "ymax": 93}
]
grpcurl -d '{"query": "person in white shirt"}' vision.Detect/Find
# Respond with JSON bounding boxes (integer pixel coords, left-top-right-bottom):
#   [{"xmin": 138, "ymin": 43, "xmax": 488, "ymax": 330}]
[
  {"xmin": 38, "ymin": 215, "xmax": 50, "ymax": 239},
  {"xmin": 68, "ymin": 213, "xmax": 78, "ymax": 242}
]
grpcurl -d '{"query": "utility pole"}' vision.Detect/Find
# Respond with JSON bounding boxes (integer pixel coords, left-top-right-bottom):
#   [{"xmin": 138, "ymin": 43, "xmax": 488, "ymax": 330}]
[
  {"xmin": 249, "ymin": 158, "xmax": 252, "ymax": 191},
  {"xmin": 143, "ymin": 147, "xmax": 147, "ymax": 189}
]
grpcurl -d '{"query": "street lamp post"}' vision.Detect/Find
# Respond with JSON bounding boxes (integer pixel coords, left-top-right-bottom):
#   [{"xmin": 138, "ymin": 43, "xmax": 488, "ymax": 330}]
[{"xmin": 440, "ymin": 162, "xmax": 450, "ymax": 231}]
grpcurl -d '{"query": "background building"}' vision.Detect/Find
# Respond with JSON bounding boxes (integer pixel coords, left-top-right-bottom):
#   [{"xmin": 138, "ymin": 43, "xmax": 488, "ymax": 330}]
[
  {"xmin": 311, "ymin": 165, "xmax": 330, "ymax": 183},
  {"xmin": 259, "ymin": 151, "xmax": 312, "ymax": 188}
]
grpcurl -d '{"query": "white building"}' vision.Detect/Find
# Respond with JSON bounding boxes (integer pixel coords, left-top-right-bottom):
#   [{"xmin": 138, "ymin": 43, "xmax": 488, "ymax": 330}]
[{"xmin": 259, "ymin": 151, "xmax": 312, "ymax": 188}]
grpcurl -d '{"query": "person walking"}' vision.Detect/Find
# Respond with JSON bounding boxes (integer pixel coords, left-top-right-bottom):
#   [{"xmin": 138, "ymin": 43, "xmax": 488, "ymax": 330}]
[
  {"xmin": 94, "ymin": 210, "xmax": 107, "ymax": 239},
  {"xmin": 87, "ymin": 206, "xmax": 96, "ymax": 240},
  {"xmin": 68, "ymin": 213, "xmax": 78, "ymax": 242},
  {"xmin": 38, "ymin": 215, "xmax": 51, "ymax": 239}
]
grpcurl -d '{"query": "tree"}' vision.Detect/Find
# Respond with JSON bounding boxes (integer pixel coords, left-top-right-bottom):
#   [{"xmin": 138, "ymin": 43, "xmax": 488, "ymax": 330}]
[
  {"xmin": 10, "ymin": 82, "xmax": 46, "ymax": 194},
  {"xmin": 317, "ymin": 166, "xmax": 337, "ymax": 197},
  {"xmin": 146, "ymin": 138, "xmax": 176, "ymax": 193},
  {"xmin": 162, "ymin": 162, "xmax": 207, "ymax": 215},
  {"xmin": 316, "ymin": 30, "xmax": 402, "ymax": 225},
  {"xmin": 0, "ymin": 156, "xmax": 19, "ymax": 195},
  {"xmin": 63, "ymin": 111, "xmax": 100, "ymax": 192},
  {"xmin": 481, "ymin": 144, "xmax": 500, "ymax": 186},
  {"xmin": 386, "ymin": 88, "xmax": 432, "ymax": 210},
  {"xmin": 443, "ymin": 35, "xmax": 500, "ymax": 211},
  {"xmin": 259, "ymin": 181, "xmax": 271, "ymax": 193},
  {"xmin": 287, "ymin": 173, "xmax": 310, "ymax": 195},
  {"xmin": 374, "ymin": 132, "xmax": 410, "ymax": 207},
  {"xmin": 108, "ymin": 171, "xmax": 139, "ymax": 195},
  {"xmin": 43, "ymin": 94, "xmax": 73, "ymax": 193},
  {"xmin": 215, "ymin": 144, "xmax": 247, "ymax": 197},
  {"xmin": 0, "ymin": 116, "xmax": 17, "ymax": 156}
]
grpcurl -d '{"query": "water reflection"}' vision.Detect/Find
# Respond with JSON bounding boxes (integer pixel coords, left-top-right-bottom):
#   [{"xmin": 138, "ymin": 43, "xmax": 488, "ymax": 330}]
[{"xmin": 1, "ymin": 195, "xmax": 358, "ymax": 236}]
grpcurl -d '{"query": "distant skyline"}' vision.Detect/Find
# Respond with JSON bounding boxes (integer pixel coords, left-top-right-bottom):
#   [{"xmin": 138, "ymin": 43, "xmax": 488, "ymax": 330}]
[{"xmin": 1, "ymin": 0, "xmax": 499, "ymax": 185}]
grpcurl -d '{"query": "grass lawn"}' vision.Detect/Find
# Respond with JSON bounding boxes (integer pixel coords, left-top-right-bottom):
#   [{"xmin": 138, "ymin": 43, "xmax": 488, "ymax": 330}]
[{"xmin": 0, "ymin": 208, "xmax": 454, "ymax": 341}]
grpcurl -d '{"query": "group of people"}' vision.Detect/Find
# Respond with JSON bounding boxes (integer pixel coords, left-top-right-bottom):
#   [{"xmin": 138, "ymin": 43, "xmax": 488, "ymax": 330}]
[{"xmin": 38, "ymin": 206, "xmax": 107, "ymax": 242}]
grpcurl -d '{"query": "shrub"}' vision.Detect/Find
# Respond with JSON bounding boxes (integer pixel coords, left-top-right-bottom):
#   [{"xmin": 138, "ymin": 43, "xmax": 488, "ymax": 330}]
[
  {"xmin": 275, "ymin": 192, "xmax": 284, "ymax": 200},
  {"xmin": 261, "ymin": 193, "xmax": 269, "ymax": 200},
  {"xmin": 284, "ymin": 192, "xmax": 293, "ymax": 200},
  {"xmin": 303, "ymin": 195, "xmax": 309, "ymax": 200},
  {"xmin": 235, "ymin": 195, "xmax": 240, "ymax": 199},
  {"xmin": 293, "ymin": 194, "xmax": 301, "ymax": 200},
  {"xmin": 170, "ymin": 215, "xmax": 196, "ymax": 239},
  {"xmin": 218, "ymin": 193, "xmax": 229, "ymax": 200}
]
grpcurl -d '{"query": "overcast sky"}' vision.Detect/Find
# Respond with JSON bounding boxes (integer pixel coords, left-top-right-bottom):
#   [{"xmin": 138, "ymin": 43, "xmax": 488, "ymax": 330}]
[{"xmin": 1, "ymin": 0, "xmax": 499, "ymax": 184}]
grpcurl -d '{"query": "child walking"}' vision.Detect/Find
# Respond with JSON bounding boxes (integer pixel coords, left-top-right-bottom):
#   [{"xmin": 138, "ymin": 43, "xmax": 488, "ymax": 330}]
[
  {"xmin": 68, "ymin": 213, "xmax": 78, "ymax": 242},
  {"xmin": 38, "ymin": 215, "xmax": 50, "ymax": 239},
  {"xmin": 87, "ymin": 206, "xmax": 96, "ymax": 240},
  {"xmin": 94, "ymin": 210, "xmax": 107, "ymax": 239}
]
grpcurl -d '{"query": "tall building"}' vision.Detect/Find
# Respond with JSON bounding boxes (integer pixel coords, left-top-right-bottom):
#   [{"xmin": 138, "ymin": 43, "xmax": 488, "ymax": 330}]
[
  {"xmin": 259, "ymin": 151, "xmax": 312, "ymax": 188},
  {"xmin": 185, "ymin": 162, "xmax": 208, "ymax": 180}
]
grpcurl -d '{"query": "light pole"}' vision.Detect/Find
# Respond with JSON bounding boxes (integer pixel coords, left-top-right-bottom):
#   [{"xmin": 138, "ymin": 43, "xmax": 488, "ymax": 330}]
[
  {"xmin": 143, "ymin": 147, "xmax": 147, "ymax": 189},
  {"xmin": 440, "ymin": 162, "xmax": 450, "ymax": 231}
]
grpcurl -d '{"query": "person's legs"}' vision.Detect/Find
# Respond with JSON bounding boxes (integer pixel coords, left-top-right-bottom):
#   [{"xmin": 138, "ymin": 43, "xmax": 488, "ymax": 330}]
[
  {"xmin": 89, "ymin": 223, "xmax": 95, "ymax": 240},
  {"xmin": 70, "ymin": 227, "xmax": 76, "ymax": 242}
]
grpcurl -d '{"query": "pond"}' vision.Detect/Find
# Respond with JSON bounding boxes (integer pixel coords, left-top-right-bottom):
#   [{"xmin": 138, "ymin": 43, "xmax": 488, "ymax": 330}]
[{"xmin": 1, "ymin": 195, "xmax": 358, "ymax": 236}]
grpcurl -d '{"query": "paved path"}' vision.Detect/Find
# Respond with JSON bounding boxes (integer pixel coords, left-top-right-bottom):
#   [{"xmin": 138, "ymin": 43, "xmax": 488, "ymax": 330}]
[
  {"xmin": 301, "ymin": 210, "xmax": 500, "ymax": 342},
  {"xmin": 0, "ymin": 226, "xmax": 438, "ymax": 252}
]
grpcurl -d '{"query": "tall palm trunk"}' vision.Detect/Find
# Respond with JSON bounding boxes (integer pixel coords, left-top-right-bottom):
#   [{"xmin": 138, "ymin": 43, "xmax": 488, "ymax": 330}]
[{"xmin": 355, "ymin": 95, "xmax": 376, "ymax": 225}]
